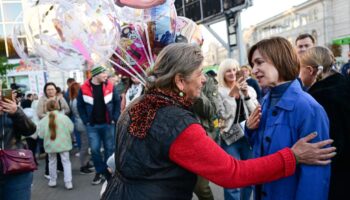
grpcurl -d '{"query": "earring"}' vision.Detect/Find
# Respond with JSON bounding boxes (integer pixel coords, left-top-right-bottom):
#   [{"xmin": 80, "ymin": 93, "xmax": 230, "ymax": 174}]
[{"xmin": 179, "ymin": 91, "xmax": 184, "ymax": 97}]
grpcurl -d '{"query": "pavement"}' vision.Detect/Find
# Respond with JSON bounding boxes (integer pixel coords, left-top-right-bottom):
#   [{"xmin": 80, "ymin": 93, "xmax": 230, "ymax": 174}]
[{"xmin": 31, "ymin": 151, "xmax": 224, "ymax": 200}]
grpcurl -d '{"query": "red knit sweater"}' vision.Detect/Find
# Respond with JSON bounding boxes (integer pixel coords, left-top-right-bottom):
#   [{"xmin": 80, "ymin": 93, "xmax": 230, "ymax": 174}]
[{"xmin": 169, "ymin": 124, "xmax": 296, "ymax": 188}]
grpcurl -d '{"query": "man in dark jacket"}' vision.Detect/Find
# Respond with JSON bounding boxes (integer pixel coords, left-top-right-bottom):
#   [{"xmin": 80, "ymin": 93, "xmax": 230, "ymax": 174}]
[
  {"xmin": 0, "ymin": 88, "xmax": 37, "ymax": 200},
  {"xmin": 77, "ymin": 66, "xmax": 121, "ymax": 185},
  {"xmin": 191, "ymin": 72, "xmax": 219, "ymax": 200}
]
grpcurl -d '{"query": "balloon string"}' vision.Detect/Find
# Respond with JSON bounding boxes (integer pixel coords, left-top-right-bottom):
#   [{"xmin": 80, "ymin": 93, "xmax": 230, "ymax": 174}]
[
  {"xmin": 107, "ymin": 58, "xmax": 146, "ymax": 86},
  {"xmin": 134, "ymin": 23, "xmax": 152, "ymax": 69},
  {"xmin": 91, "ymin": 47, "xmax": 146, "ymax": 85},
  {"xmin": 115, "ymin": 44, "xmax": 148, "ymax": 77},
  {"xmin": 142, "ymin": 23, "xmax": 154, "ymax": 66},
  {"xmin": 110, "ymin": 51, "xmax": 147, "ymax": 84}
]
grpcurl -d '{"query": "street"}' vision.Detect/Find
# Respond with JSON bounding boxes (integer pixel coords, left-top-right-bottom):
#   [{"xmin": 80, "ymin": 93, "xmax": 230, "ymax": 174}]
[{"xmin": 31, "ymin": 152, "xmax": 224, "ymax": 200}]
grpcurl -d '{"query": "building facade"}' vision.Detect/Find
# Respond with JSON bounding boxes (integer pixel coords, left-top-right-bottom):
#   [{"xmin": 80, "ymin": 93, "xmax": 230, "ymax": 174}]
[{"xmin": 244, "ymin": 0, "xmax": 350, "ymax": 63}]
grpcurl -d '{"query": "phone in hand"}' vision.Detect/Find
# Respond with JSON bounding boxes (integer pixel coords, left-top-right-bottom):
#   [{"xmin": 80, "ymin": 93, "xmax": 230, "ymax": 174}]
[
  {"xmin": 236, "ymin": 70, "xmax": 245, "ymax": 81},
  {"xmin": 1, "ymin": 89, "xmax": 13, "ymax": 101}
]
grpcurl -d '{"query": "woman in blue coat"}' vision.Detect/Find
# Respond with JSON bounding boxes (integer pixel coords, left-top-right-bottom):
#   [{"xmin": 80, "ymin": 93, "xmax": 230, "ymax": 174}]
[{"xmin": 246, "ymin": 37, "xmax": 330, "ymax": 200}]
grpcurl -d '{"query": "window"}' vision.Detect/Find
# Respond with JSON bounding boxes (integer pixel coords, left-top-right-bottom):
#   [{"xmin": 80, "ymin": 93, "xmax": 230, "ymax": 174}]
[{"xmin": 3, "ymin": 3, "xmax": 22, "ymax": 22}]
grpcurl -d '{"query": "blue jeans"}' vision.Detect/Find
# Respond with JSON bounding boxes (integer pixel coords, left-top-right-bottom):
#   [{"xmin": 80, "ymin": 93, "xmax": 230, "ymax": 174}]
[
  {"xmin": 0, "ymin": 172, "xmax": 33, "ymax": 200},
  {"xmin": 221, "ymin": 137, "xmax": 253, "ymax": 200},
  {"xmin": 86, "ymin": 124, "xmax": 115, "ymax": 174}
]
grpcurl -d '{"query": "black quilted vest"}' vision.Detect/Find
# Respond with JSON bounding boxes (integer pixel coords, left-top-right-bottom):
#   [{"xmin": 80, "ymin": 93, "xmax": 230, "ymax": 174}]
[{"xmin": 102, "ymin": 105, "xmax": 199, "ymax": 200}]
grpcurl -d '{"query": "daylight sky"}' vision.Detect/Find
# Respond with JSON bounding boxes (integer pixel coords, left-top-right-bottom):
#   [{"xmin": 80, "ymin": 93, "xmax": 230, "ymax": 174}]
[{"xmin": 202, "ymin": 0, "xmax": 308, "ymax": 45}]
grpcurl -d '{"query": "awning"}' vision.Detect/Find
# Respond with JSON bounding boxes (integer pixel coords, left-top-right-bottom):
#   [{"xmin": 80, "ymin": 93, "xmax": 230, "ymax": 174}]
[{"xmin": 332, "ymin": 35, "xmax": 350, "ymax": 45}]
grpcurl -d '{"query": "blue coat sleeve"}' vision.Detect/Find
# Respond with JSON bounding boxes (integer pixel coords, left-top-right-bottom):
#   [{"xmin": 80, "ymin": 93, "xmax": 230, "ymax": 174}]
[
  {"xmin": 295, "ymin": 103, "xmax": 330, "ymax": 200},
  {"xmin": 77, "ymin": 89, "xmax": 88, "ymax": 124}
]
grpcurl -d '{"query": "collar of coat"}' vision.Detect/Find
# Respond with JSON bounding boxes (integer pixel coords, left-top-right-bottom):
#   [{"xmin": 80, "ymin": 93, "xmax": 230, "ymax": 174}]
[{"xmin": 263, "ymin": 79, "xmax": 301, "ymax": 111}]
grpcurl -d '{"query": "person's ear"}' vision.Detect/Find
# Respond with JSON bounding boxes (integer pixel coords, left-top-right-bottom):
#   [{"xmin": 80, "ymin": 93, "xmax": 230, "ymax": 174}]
[
  {"xmin": 174, "ymin": 74, "xmax": 185, "ymax": 92},
  {"xmin": 308, "ymin": 66, "xmax": 319, "ymax": 76}
]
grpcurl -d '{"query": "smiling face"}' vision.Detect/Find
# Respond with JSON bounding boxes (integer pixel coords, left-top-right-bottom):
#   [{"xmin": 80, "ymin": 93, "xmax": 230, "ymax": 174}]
[
  {"xmin": 224, "ymin": 67, "xmax": 237, "ymax": 85},
  {"xmin": 251, "ymin": 49, "xmax": 281, "ymax": 88},
  {"xmin": 181, "ymin": 66, "xmax": 206, "ymax": 100}
]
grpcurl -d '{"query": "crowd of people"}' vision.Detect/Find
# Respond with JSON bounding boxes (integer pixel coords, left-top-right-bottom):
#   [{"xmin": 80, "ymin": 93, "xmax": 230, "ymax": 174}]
[{"xmin": 1, "ymin": 33, "xmax": 349, "ymax": 200}]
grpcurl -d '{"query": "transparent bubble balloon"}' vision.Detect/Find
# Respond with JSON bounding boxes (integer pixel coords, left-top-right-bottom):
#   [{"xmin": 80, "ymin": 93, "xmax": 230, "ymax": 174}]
[{"xmin": 15, "ymin": 0, "xmax": 120, "ymax": 70}]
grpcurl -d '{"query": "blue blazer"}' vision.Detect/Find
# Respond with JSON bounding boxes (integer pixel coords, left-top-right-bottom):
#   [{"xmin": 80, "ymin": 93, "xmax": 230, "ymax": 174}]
[{"xmin": 246, "ymin": 79, "xmax": 330, "ymax": 200}]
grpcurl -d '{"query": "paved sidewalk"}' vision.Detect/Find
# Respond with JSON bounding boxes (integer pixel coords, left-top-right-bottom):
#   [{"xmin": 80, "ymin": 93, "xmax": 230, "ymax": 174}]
[
  {"xmin": 31, "ymin": 152, "xmax": 223, "ymax": 200},
  {"xmin": 31, "ymin": 153, "xmax": 102, "ymax": 200}
]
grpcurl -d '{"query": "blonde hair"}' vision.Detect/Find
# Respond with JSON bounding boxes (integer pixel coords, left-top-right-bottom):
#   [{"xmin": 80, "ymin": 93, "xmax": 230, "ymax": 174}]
[
  {"xmin": 218, "ymin": 58, "xmax": 240, "ymax": 88},
  {"xmin": 300, "ymin": 46, "xmax": 335, "ymax": 73}
]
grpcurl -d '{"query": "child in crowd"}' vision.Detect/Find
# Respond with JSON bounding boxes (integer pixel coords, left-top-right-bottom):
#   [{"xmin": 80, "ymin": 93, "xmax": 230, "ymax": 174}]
[{"xmin": 38, "ymin": 100, "xmax": 74, "ymax": 190}]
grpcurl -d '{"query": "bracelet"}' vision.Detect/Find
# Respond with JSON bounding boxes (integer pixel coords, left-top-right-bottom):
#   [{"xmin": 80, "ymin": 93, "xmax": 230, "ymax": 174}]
[
  {"xmin": 244, "ymin": 96, "xmax": 251, "ymax": 101},
  {"xmin": 293, "ymin": 152, "xmax": 300, "ymax": 165}
]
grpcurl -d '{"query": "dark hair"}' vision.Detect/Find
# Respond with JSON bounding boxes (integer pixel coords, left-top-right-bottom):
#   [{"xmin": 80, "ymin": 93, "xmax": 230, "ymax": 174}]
[
  {"xmin": 295, "ymin": 33, "xmax": 315, "ymax": 44},
  {"xmin": 43, "ymin": 82, "xmax": 57, "ymax": 97},
  {"xmin": 26, "ymin": 93, "xmax": 32, "ymax": 99},
  {"xmin": 56, "ymin": 87, "xmax": 62, "ymax": 94},
  {"xmin": 67, "ymin": 78, "xmax": 75, "ymax": 85},
  {"xmin": 248, "ymin": 37, "xmax": 299, "ymax": 81},
  {"xmin": 21, "ymin": 99, "xmax": 32, "ymax": 109},
  {"xmin": 69, "ymin": 82, "xmax": 80, "ymax": 100}
]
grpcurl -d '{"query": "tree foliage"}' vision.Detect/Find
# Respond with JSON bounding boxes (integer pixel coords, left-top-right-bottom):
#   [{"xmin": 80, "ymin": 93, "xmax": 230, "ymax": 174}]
[{"xmin": 0, "ymin": 56, "xmax": 17, "ymax": 77}]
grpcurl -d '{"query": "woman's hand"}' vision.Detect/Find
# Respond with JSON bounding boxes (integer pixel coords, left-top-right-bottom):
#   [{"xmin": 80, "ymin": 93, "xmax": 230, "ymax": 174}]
[
  {"xmin": 238, "ymin": 78, "xmax": 249, "ymax": 97},
  {"xmin": 228, "ymin": 82, "xmax": 240, "ymax": 98},
  {"xmin": 291, "ymin": 132, "xmax": 336, "ymax": 165},
  {"xmin": 246, "ymin": 106, "xmax": 261, "ymax": 130},
  {"xmin": 1, "ymin": 98, "xmax": 18, "ymax": 114}
]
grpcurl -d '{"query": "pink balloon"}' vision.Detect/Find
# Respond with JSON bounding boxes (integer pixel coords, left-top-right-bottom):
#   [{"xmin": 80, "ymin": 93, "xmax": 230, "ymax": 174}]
[
  {"xmin": 112, "ymin": 24, "xmax": 150, "ymax": 76},
  {"xmin": 72, "ymin": 39, "xmax": 93, "ymax": 63},
  {"xmin": 115, "ymin": 0, "xmax": 166, "ymax": 9}
]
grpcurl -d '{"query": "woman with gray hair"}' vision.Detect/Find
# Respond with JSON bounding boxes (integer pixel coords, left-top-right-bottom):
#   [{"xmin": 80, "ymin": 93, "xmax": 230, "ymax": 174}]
[
  {"xmin": 217, "ymin": 58, "xmax": 258, "ymax": 200},
  {"xmin": 101, "ymin": 43, "xmax": 335, "ymax": 200}
]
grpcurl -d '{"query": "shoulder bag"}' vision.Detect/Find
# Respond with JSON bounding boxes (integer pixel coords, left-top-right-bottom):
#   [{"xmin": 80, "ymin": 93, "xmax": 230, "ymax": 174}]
[
  {"xmin": 0, "ymin": 116, "xmax": 37, "ymax": 175},
  {"xmin": 220, "ymin": 98, "xmax": 245, "ymax": 146}
]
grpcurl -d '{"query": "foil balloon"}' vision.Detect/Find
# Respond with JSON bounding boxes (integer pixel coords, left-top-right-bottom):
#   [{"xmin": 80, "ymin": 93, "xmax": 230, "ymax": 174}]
[
  {"xmin": 146, "ymin": 0, "xmax": 177, "ymax": 55},
  {"xmin": 175, "ymin": 16, "xmax": 203, "ymax": 46},
  {"xmin": 115, "ymin": 0, "xmax": 165, "ymax": 9},
  {"xmin": 112, "ymin": 24, "xmax": 150, "ymax": 76},
  {"xmin": 115, "ymin": 5, "xmax": 151, "ymax": 24}
]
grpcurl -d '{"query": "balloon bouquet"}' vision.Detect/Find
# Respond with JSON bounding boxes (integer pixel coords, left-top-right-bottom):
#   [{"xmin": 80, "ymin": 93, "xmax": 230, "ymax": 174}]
[{"xmin": 12, "ymin": 0, "xmax": 203, "ymax": 85}]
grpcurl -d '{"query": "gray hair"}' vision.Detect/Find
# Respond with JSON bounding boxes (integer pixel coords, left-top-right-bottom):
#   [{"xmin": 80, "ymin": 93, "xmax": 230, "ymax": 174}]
[{"xmin": 147, "ymin": 43, "xmax": 204, "ymax": 90}]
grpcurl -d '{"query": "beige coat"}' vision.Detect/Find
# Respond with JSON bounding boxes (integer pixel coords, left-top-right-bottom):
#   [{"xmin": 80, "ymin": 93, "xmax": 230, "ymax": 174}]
[
  {"xmin": 218, "ymin": 86, "xmax": 259, "ymax": 133},
  {"xmin": 36, "ymin": 95, "xmax": 70, "ymax": 119}
]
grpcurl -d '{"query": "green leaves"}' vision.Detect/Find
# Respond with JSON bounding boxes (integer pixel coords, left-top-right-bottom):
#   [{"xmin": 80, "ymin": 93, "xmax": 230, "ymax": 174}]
[{"xmin": 0, "ymin": 56, "xmax": 17, "ymax": 77}]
